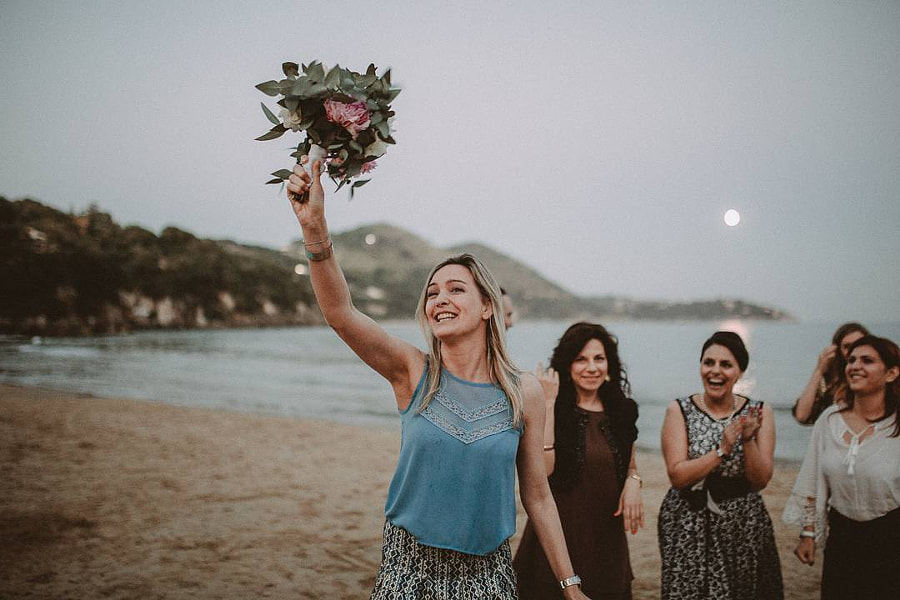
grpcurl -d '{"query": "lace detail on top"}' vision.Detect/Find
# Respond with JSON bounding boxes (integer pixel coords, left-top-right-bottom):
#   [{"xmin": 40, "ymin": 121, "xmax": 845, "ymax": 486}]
[{"xmin": 421, "ymin": 371, "xmax": 514, "ymax": 445}]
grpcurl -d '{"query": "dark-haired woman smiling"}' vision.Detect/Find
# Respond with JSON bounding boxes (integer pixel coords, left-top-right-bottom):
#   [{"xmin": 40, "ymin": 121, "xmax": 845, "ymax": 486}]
[
  {"xmin": 658, "ymin": 331, "xmax": 783, "ymax": 600},
  {"xmin": 785, "ymin": 335, "xmax": 900, "ymax": 600},
  {"xmin": 514, "ymin": 322, "xmax": 641, "ymax": 600}
]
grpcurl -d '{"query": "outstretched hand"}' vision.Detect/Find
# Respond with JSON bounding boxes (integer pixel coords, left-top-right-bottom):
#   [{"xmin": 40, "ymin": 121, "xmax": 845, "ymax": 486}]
[{"xmin": 286, "ymin": 156, "xmax": 326, "ymax": 228}]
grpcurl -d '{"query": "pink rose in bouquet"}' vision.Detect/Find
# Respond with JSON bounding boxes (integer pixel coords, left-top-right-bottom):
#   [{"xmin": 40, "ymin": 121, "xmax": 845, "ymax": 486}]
[
  {"xmin": 324, "ymin": 99, "xmax": 371, "ymax": 139},
  {"xmin": 359, "ymin": 161, "xmax": 377, "ymax": 175}
]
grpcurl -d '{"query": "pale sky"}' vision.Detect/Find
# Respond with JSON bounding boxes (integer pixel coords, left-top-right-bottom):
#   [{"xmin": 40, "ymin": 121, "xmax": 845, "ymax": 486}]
[{"xmin": 2, "ymin": 1, "xmax": 899, "ymax": 322}]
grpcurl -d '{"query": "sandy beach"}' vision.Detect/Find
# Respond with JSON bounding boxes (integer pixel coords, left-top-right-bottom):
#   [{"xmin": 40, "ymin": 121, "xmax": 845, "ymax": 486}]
[{"xmin": 1, "ymin": 384, "xmax": 822, "ymax": 599}]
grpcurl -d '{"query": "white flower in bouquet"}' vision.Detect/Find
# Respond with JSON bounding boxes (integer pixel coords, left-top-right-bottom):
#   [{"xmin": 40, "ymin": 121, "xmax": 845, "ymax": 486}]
[{"xmin": 279, "ymin": 107, "xmax": 303, "ymax": 132}]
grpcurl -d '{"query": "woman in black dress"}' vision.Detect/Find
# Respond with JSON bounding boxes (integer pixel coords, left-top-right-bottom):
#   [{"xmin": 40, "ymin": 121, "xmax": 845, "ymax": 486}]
[{"xmin": 514, "ymin": 322, "xmax": 641, "ymax": 600}]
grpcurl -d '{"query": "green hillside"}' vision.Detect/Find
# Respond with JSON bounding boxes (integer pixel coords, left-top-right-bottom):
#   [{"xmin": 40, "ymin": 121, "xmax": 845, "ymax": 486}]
[{"xmin": 0, "ymin": 198, "xmax": 791, "ymax": 336}]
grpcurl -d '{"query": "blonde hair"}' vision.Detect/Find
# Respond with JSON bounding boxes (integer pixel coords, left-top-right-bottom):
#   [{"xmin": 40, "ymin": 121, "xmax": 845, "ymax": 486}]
[{"xmin": 414, "ymin": 253, "xmax": 524, "ymax": 426}]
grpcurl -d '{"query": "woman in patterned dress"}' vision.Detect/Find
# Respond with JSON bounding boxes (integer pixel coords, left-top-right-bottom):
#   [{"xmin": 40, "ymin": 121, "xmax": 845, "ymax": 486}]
[
  {"xmin": 657, "ymin": 331, "xmax": 783, "ymax": 600},
  {"xmin": 286, "ymin": 158, "xmax": 590, "ymax": 599}
]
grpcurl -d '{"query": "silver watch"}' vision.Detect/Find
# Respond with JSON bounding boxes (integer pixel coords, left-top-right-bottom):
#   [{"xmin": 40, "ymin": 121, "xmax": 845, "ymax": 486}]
[{"xmin": 559, "ymin": 574, "xmax": 582, "ymax": 590}]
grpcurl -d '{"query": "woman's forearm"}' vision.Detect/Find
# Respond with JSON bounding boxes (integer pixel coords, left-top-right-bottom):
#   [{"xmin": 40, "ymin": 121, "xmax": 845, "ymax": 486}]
[
  {"xmin": 666, "ymin": 451, "xmax": 723, "ymax": 489},
  {"xmin": 521, "ymin": 491, "xmax": 576, "ymax": 583},
  {"xmin": 543, "ymin": 404, "xmax": 556, "ymax": 475},
  {"xmin": 741, "ymin": 438, "xmax": 773, "ymax": 489}
]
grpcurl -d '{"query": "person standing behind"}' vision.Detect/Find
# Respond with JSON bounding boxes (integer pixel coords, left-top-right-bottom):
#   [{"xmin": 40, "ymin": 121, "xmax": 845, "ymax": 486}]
[
  {"xmin": 514, "ymin": 322, "xmax": 642, "ymax": 600},
  {"xmin": 793, "ymin": 322, "xmax": 868, "ymax": 424},
  {"xmin": 658, "ymin": 331, "xmax": 783, "ymax": 600},
  {"xmin": 784, "ymin": 335, "xmax": 900, "ymax": 600},
  {"xmin": 501, "ymin": 287, "xmax": 516, "ymax": 329},
  {"xmin": 286, "ymin": 158, "xmax": 590, "ymax": 600}
]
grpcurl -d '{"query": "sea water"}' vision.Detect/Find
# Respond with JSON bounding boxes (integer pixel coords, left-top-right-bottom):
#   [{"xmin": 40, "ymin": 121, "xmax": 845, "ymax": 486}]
[{"xmin": 2, "ymin": 320, "xmax": 899, "ymax": 461}]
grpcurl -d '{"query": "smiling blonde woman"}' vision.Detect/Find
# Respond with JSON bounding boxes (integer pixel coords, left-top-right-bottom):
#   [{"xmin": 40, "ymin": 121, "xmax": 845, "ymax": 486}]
[{"xmin": 285, "ymin": 157, "xmax": 591, "ymax": 600}]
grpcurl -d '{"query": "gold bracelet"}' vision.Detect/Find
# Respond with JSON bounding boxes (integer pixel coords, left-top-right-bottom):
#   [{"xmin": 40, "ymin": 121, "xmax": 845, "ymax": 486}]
[
  {"xmin": 543, "ymin": 445, "xmax": 555, "ymax": 452},
  {"xmin": 628, "ymin": 473, "xmax": 643, "ymax": 487},
  {"xmin": 305, "ymin": 241, "xmax": 333, "ymax": 262},
  {"xmin": 303, "ymin": 236, "xmax": 330, "ymax": 247}
]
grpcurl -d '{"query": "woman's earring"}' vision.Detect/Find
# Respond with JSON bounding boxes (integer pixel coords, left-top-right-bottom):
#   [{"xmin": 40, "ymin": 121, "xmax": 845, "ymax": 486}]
[{"xmin": 604, "ymin": 374, "xmax": 611, "ymax": 382}]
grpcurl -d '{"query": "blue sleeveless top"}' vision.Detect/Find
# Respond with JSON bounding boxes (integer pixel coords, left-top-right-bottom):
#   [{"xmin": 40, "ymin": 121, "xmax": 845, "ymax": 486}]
[{"xmin": 384, "ymin": 365, "xmax": 522, "ymax": 555}]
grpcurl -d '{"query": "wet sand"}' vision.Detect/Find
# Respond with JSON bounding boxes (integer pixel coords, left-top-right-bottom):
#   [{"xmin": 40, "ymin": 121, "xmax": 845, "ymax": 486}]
[{"xmin": 1, "ymin": 385, "xmax": 821, "ymax": 599}]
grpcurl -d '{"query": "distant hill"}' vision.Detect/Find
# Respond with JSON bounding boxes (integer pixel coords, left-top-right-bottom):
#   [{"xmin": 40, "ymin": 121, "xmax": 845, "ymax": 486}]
[
  {"xmin": 287, "ymin": 222, "xmax": 791, "ymax": 322},
  {"xmin": 0, "ymin": 198, "xmax": 790, "ymax": 336}
]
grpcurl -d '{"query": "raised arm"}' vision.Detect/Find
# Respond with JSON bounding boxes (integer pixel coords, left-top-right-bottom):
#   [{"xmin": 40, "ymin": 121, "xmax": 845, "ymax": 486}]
[
  {"xmin": 661, "ymin": 400, "xmax": 740, "ymax": 489},
  {"xmin": 534, "ymin": 363, "xmax": 559, "ymax": 475},
  {"xmin": 287, "ymin": 159, "xmax": 424, "ymax": 405},
  {"xmin": 792, "ymin": 345, "xmax": 835, "ymax": 424},
  {"xmin": 516, "ymin": 375, "xmax": 590, "ymax": 600}
]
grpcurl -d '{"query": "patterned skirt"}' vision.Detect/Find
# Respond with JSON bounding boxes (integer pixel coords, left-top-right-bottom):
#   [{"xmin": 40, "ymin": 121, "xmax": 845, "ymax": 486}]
[{"xmin": 370, "ymin": 521, "xmax": 518, "ymax": 600}]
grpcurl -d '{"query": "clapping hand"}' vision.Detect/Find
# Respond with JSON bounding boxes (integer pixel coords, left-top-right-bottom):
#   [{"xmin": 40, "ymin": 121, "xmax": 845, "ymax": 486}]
[
  {"xmin": 720, "ymin": 419, "xmax": 742, "ymax": 455},
  {"xmin": 740, "ymin": 405, "xmax": 763, "ymax": 441}
]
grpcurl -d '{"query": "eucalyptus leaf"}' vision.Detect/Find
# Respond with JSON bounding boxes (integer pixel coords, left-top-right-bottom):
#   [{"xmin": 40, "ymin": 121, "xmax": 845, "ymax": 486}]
[
  {"xmin": 307, "ymin": 62, "xmax": 325, "ymax": 83},
  {"xmin": 261, "ymin": 102, "xmax": 280, "ymax": 125},
  {"xmin": 255, "ymin": 124, "xmax": 287, "ymax": 141},
  {"xmin": 352, "ymin": 179, "xmax": 370, "ymax": 188},
  {"xmin": 271, "ymin": 169, "xmax": 293, "ymax": 179},
  {"xmin": 307, "ymin": 82, "xmax": 327, "ymax": 97},
  {"xmin": 282, "ymin": 62, "xmax": 300, "ymax": 77},
  {"xmin": 266, "ymin": 178, "xmax": 284, "ymax": 185},
  {"xmin": 324, "ymin": 65, "xmax": 341, "ymax": 88},
  {"xmin": 292, "ymin": 78, "xmax": 311, "ymax": 97},
  {"xmin": 284, "ymin": 97, "xmax": 300, "ymax": 112},
  {"xmin": 382, "ymin": 69, "xmax": 392, "ymax": 86},
  {"xmin": 255, "ymin": 80, "xmax": 281, "ymax": 97}
]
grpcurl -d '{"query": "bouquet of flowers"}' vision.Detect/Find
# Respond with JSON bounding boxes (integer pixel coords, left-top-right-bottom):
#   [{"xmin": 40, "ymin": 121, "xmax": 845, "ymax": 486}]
[{"xmin": 255, "ymin": 61, "xmax": 399, "ymax": 197}]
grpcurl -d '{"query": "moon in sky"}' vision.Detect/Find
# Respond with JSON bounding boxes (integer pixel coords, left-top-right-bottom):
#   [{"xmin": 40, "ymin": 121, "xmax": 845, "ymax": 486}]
[{"xmin": 724, "ymin": 209, "xmax": 741, "ymax": 227}]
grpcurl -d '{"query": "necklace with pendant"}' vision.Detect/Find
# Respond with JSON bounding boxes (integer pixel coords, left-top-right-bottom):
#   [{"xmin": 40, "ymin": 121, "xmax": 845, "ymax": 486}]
[{"xmin": 699, "ymin": 394, "xmax": 738, "ymax": 423}]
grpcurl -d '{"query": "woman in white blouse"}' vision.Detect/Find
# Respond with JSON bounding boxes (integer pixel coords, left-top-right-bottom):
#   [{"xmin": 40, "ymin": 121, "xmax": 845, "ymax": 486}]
[{"xmin": 784, "ymin": 334, "xmax": 900, "ymax": 599}]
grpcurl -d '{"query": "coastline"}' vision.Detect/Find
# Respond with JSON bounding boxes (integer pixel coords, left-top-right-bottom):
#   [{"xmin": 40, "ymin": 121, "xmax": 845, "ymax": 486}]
[{"xmin": 1, "ymin": 384, "xmax": 821, "ymax": 599}]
